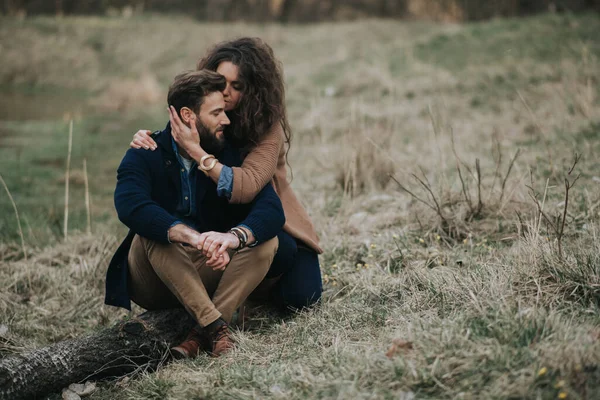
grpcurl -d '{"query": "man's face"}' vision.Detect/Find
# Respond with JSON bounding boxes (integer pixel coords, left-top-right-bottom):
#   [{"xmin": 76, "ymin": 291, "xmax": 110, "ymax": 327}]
[{"xmin": 196, "ymin": 91, "xmax": 230, "ymax": 154}]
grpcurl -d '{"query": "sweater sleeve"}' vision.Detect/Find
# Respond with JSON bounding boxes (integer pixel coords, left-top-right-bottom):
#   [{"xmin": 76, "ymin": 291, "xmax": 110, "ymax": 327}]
[
  {"xmin": 238, "ymin": 182, "xmax": 285, "ymax": 244},
  {"xmin": 229, "ymin": 122, "xmax": 284, "ymax": 204},
  {"xmin": 114, "ymin": 149, "xmax": 179, "ymax": 243}
]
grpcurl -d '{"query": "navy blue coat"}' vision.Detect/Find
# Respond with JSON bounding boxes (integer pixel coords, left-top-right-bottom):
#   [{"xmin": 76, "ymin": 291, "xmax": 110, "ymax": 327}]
[{"xmin": 105, "ymin": 125, "xmax": 285, "ymax": 310}]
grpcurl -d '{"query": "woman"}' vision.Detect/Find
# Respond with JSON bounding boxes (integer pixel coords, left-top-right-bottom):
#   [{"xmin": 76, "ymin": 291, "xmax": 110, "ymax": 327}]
[{"xmin": 131, "ymin": 37, "xmax": 323, "ymax": 311}]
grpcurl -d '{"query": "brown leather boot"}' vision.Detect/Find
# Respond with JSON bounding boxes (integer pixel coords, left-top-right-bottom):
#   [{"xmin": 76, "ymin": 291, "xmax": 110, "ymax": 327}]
[
  {"xmin": 170, "ymin": 326, "xmax": 208, "ymax": 360},
  {"xmin": 208, "ymin": 324, "xmax": 234, "ymax": 357}
]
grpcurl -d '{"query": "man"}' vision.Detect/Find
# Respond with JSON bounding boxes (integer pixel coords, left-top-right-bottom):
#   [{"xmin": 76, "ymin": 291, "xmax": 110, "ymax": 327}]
[{"xmin": 105, "ymin": 70, "xmax": 284, "ymax": 358}]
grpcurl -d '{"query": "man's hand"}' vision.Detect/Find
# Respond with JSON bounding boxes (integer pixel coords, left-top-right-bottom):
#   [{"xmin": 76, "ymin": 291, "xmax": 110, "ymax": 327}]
[
  {"xmin": 198, "ymin": 231, "xmax": 240, "ymax": 271},
  {"xmin": 168, "ymin": 105, "xmax": 204, "ymax": 157}
]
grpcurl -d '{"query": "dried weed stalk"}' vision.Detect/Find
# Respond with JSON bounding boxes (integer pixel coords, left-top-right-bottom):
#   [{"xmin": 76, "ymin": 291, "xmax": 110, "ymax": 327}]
[
  {"xmin": 0, "ymin": 174, "xmax": 29, "ymax": 288},
  {"xmin": 64, "ymin": 120, "xmax": 73, "ymax": 240},
  {"xmin": 527, "ymin": 153, "xmax": 581, "ymax": 259},
  {"xmin": 83, "ymin": 158, "xmax": 91, "ymax": 235}
]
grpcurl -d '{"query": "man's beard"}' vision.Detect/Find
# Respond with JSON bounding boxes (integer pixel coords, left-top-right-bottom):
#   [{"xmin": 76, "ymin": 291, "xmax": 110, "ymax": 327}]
[{"xmin": 196, "ymin": 118, "xmax": 225, "ymax": 155}]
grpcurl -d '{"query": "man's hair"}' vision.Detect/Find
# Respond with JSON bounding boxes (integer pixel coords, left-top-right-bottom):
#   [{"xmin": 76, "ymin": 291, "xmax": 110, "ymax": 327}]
[{"xmin": 167, "ymin": 70, "xmax": 226, "ymax": 115}]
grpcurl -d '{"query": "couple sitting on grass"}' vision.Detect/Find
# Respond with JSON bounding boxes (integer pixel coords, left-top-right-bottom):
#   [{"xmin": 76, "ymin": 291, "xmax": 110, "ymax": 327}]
[{"xmin": 105, "ymin": 38, "xmax": 323, "ymax": 358}]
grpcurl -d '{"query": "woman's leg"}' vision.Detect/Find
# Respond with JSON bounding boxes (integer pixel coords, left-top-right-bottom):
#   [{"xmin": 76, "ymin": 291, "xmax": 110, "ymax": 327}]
[
  {"xmin": 247, "ymin": 231, "xmax": 322, "ymax": 311},
  {"xmin": 265, "ymin": 231, "xmax": 297, "ymax": 278},
  {"xmin": 272, "ymin": 246, "xmax": 322, "ymax": 311},
  {"xmin": 245, "ymin": 231, "xmax": 296, "ymax": 304}
]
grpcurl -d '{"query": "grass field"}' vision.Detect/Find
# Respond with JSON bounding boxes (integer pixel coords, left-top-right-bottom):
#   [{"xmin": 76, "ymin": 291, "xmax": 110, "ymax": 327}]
[{"xmin": 1, "ymin": 12, "xmax": 600, "ymax": 399}]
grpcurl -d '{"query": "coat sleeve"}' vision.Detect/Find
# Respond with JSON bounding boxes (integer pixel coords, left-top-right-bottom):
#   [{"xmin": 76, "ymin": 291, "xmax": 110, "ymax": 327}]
[
  {"xmin": 238, "ymin": 183, "xmax": 285, "ymax": 244},
  {"xmin": 229, "ymin": 122, "xmax": 284, "ymax": 204},
  {"xmin": 114, "ymin": 149, "xmax": 179, "ymax": 243}
]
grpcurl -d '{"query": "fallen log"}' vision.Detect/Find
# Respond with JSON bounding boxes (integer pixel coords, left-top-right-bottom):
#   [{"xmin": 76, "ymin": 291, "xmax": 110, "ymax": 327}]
[{"xmin": 0, "ymin": 309, "xmax": 195, "ymax": 400}]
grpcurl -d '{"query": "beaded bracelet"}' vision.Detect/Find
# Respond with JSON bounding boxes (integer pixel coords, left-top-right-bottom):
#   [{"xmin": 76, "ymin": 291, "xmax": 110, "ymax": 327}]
[{"xmin": 228, "ymin": 227, "xmax": 248, "ymax": 250}]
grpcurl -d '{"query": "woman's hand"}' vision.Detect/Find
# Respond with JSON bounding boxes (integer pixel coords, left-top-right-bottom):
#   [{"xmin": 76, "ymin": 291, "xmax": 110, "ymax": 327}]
[
  {"xmin": 168, "ymin": 106, "xmax": 204, "ymax": 157},
  {"xmin": 130, "ymin": 130, "xmax": 157, "ymax": 150},
  {"xmin": 197, "ymin": 231, "xmax": 240, "ymax": 271}
]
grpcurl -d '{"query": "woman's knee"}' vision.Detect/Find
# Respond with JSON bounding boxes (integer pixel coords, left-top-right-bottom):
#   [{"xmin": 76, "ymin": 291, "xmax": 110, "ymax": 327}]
[
  {"xmin": 282, "ymin": 284, "xmax": 321, "ymax": 310},
  {"xmin": 278, "ymin": 247, "xmax": 323, "ymax": 310}
]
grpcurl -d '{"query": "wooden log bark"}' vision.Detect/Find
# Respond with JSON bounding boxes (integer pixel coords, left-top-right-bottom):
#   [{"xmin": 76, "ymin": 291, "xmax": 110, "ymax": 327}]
[{"xmin": 0, "ymin": 309, "xmax": 195, "ymax": 400}]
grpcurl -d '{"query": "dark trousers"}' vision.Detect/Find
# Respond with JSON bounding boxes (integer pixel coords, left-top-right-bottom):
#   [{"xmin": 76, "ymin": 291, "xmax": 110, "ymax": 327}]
[{"xmin": 267, "ymin": 231, "xmax": 323, "ymax": 310}]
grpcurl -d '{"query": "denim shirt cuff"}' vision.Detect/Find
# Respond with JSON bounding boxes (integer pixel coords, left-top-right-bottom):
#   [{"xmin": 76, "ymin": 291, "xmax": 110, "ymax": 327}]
[
  {"xmin": 167, "ymin": 221, "xmax": 183, "ymax": 243},
  {"xmin": 217, "ymin": 165, "xmax": 234, "ymax": 200}
]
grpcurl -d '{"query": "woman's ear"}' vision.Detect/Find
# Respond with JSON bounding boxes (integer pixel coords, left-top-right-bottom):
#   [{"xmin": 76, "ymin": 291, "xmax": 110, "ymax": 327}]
[{"xmin": 179, "ymin": 107, "xmax": 194, "ymax": 125}]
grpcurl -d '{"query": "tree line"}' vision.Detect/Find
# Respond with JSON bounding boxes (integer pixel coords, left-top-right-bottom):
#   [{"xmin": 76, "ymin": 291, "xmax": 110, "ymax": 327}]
[{"xmin": 2, "ymin": 0, "xmax": 599, "ymax": 21}]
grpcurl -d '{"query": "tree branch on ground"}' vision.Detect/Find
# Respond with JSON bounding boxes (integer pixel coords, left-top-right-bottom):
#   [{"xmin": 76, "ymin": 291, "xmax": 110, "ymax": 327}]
[{"xmin": 0, "ymin": 309, "xmax": 194, "ymax": 400}]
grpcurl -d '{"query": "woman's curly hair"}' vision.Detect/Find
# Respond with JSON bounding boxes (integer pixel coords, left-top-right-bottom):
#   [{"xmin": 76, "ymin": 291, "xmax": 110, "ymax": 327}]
[{"xmin": 197, "ymin": 37, "xmax": 291, "ymax": 151}]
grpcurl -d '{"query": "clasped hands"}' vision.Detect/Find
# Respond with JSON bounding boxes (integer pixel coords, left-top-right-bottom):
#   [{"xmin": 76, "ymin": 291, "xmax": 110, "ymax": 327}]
[
  {"xmin": 193, "ymin": 231, "xmax": 239, "ymax": 271},
  {"xmin": 168, "ymin": 224, "xmax": 239, "ymax": 271}
]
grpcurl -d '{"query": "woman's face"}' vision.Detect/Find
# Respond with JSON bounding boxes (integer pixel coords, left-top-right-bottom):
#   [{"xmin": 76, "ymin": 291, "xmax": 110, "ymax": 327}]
[{"xmin": 216, "ymin": 61, "xmax": 243, "ymax": 112}]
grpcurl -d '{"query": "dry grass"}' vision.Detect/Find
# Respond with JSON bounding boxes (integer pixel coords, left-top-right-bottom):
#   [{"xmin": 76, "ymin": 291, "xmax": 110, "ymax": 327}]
[{"xmin": 0, "ymin": 12, "xmax": 599, "ymax": 399}]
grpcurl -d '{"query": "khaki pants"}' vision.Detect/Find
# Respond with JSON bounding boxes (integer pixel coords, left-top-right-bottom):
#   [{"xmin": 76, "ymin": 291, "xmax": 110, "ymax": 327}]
[{"xmin": 127, "ymin": 234, "xmax": 278, "ymax": 327}]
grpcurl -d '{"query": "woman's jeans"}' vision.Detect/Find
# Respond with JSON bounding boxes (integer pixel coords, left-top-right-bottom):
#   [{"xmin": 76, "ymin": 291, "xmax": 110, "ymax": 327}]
[{"xmin": 267, "ymin": 231, "xmax": 323, "ymax": 311}]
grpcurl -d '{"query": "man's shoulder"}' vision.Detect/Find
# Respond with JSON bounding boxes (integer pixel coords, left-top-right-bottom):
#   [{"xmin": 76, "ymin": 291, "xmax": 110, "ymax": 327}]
[
  {"xmin": 123, "ymin": 146, "xmax": 162, "ymax": 161},
  {"xmin": 119, "ymin": 145, "xmax": 165, "ymax": 173}
]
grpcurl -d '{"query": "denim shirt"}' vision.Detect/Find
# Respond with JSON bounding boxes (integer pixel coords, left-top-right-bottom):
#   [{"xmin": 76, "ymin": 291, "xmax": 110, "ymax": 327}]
[
  {"xmin": 217, "ymin": 165, "xmax": 234, "ymax": 199},
  {"xmin": 170, "ymin": 141, "xmax": 254, "ymax": 239},
  {"xmin": 171, "ymin": 138, "xmax": 198, "ymax": 231}
]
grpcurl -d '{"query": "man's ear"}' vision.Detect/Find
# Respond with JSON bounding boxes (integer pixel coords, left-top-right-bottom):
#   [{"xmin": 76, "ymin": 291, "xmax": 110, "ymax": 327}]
[{"xmin": 179, "ymin": 107, "xmax": 194, "ymax": 125}]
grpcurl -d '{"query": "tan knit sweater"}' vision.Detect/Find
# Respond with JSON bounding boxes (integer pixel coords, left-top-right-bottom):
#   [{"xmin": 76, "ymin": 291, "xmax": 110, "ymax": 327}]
[{"xmin": 229, "ymin": 123, "xmax": 323, "ymax": 254}]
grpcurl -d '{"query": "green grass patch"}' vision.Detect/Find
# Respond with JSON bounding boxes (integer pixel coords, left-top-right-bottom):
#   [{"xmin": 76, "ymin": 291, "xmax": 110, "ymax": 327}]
[{"xmin": 415, "ymin": 13, "xmax": 600, "ymax": 73}]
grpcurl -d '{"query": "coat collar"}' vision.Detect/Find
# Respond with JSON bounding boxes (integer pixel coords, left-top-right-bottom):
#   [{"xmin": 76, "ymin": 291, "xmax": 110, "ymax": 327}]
[
  {"xmin": 151, "ymin": 123, "xmax": 181, "ymax": 195},
  {"xmin": 154, "ymin": 122, "xmax": 176, "ymax": 155}
]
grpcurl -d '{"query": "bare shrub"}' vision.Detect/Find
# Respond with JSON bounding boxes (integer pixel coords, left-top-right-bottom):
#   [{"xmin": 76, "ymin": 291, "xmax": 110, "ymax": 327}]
[{"xmin": 392, "ymin": 134, "xmax": 521, "ymax": 242}]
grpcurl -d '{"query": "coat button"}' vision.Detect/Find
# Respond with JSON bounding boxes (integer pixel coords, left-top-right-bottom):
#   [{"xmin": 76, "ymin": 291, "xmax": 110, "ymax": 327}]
[{"xmin": 166, "ymin": 160, "xmax": 172, "ymax": 166}]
